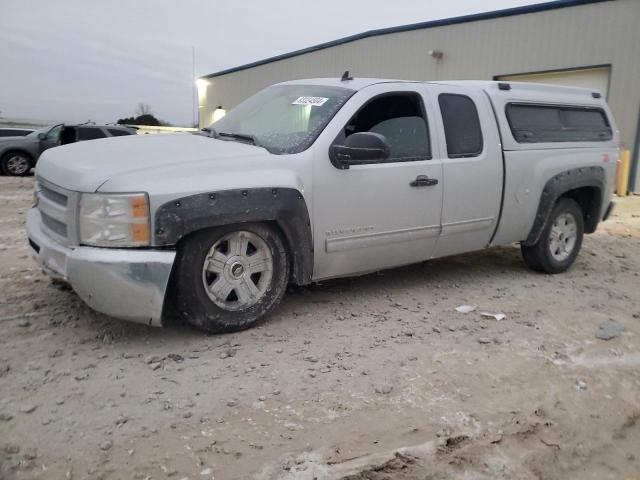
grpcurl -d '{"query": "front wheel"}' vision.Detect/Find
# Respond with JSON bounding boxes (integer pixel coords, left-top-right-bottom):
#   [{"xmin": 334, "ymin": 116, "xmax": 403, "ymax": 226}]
[
  {"xmin": 1, "ymin": 152, "xmax": 32, "ymax": 176},
  {"xmin": 172, "ymin": 223, "xmax": 289, "ymax": 333},
  {"xmin": 521, "ymin": 198, "xmax": 584, "ymax": 274}
]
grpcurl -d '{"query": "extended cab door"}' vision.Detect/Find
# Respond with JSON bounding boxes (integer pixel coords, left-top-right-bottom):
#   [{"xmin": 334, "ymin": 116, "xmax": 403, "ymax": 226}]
[
  {"xmin": 311, "ymin": 83, "xmax": 444, "ymax": 280},
  {"xmin": 428, "ymin": 85, "xmax": 503, "ymax": 257}
]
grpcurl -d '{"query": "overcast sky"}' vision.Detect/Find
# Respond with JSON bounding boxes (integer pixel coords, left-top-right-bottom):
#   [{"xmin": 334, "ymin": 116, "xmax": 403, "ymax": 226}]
[{"xmin": 0, "ymin": 0, "xmax": 543, "ymax": 127}]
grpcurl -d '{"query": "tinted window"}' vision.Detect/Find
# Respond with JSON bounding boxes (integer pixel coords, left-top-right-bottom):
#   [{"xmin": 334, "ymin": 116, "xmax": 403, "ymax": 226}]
[
  {"xmin": 78, "ymin": 127, "xmax": 106, "ymax": 140},
  {"xmin": 0, "ymin": 129, "xmax": 31, "ymax": 137},
  {"xmin": 342, "ymin": 93, "xmax": 430, "ymax": 161},
  {"xmin": 506, "ymin": 104, "xmax": 612, "ymax": 143},
  {"xmin": 108, "ymin": 128, "xmax": 132, "ymax": 137},
  {"xmin": 46, "ymin": 125, "xmax": 63, "ymax": 141},
  {"xmin": 438, "ymin": 94, "xmax": 483, "ymax": 158}
]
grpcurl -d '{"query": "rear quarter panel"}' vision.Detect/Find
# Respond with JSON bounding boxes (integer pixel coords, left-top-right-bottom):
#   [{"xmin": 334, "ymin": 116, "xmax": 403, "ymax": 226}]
[
  {"xmin": 492, "ymin": 148, "xmax": 617, "ymax": 245},
  {"xmin": 487, "ymin": 85, "xmax": 619, "ymax": 245}
]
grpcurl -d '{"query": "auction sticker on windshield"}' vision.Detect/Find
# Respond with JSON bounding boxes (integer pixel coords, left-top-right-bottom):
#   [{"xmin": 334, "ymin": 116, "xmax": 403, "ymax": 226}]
[{"xmin": 292, "ymin": 97, "xmax": 329, "ymax": 106}]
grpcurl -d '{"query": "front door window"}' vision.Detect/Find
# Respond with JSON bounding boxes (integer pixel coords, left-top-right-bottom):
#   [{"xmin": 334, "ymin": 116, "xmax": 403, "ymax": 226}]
[{"xmin": 337, "ymin": 92, "xmax": 431, "ymax": 163}]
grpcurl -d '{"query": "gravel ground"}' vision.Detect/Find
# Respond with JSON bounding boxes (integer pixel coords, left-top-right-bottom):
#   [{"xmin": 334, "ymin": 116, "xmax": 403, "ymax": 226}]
[{"xmin": 1, "ymin": 176, "xmax": 639, "ymax": 480}]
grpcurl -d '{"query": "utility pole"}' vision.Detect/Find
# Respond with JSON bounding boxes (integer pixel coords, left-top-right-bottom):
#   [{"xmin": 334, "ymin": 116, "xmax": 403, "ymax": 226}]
[{"xmin": 192, "ymin": 46, "xmax": 196, "ymax": 128}]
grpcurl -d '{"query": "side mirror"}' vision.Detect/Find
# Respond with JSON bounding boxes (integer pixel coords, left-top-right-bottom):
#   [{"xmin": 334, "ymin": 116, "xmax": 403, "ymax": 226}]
[
  {"xmin": 37, "ymin": 132, "xmax": 46, "ymax": 140},
  {"xmin": 330, "ymin": 132, "xmax": 391, "ymax": 169}
]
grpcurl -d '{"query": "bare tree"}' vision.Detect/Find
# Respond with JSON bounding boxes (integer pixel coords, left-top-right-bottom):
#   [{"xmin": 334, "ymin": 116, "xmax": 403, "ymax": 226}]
[{"xmin": 135, "ymin": 103, "xmax": 152, "ymax": 117}]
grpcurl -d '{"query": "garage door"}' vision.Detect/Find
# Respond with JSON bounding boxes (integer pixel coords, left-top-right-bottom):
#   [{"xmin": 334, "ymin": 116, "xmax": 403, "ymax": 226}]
[{"xmin": 497, "ymin": 66, "xmax": 610, "ymax": 98}]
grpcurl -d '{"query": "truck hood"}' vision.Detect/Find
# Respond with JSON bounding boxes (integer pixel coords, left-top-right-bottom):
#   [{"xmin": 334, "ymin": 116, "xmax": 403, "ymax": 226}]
[{"xmin": 36, "ymin": 133, "xmax": 270, "ymax": 192}]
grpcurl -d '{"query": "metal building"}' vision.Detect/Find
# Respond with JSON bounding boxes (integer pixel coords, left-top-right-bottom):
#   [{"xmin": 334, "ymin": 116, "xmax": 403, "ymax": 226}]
[{"xmin": 198, "ymin": 0, "xmax": 640, "ymax": 191}]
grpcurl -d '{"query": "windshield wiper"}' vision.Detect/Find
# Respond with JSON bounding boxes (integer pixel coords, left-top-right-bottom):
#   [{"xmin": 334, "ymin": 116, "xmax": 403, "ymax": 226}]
[{"xmin": 217, "ymin": 132, "xmax": 257, "ymax": 145}]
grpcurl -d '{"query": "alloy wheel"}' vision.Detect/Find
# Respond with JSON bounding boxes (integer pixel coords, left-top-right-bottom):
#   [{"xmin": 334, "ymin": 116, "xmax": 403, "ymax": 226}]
[
  {"xmin": 201, "ymin": 230, "xmax": 273, "ymax": 311},
  {"xmin": 548, "ymin": 212, "xmax": 578, "ymax": 262},
  {"xmin": 5, "ymin": 155, "xmax": 30, "ymax": 175}
]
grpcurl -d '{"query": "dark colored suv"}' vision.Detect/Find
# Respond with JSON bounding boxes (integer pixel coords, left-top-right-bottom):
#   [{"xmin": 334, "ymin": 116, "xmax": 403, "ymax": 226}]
[
  {"xmin": 0, "ymin": 124, "xmax": 136, "ymax": 176},
  {"xmin": 0, "ymin": 128, "xmax": 35, "ymax": 137}
]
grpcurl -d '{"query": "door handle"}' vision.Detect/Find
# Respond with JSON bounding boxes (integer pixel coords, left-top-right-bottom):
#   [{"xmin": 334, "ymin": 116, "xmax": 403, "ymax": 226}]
[{"xmin": 410, "ymin": 175, "xmax": 438, "ymax": 187}]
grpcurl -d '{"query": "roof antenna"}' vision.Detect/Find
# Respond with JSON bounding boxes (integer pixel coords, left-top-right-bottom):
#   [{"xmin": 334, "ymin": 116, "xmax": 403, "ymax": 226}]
[{"xmin": 341, "ymin": 70, "xmax": 353, "ymax": 81}]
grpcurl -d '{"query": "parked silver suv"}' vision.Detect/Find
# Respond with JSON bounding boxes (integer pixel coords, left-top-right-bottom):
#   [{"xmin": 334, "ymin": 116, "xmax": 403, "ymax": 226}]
[
  {"xmin": 27, "ymin": 78, "xmax": 618, "ymax": 332},
  {"xmin": 0, "ymin": 124, "xmax": 135, "ymax": 176}
]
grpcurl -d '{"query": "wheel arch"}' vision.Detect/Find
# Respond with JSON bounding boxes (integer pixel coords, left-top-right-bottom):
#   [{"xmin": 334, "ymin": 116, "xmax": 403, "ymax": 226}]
[
  {"xmin": 523, "ymin": 166, "xmax": 605, "ymax": 246},
  {"xmin": 1, "ymin": 148, "xmax": 35, "ymax": 165},
  {"xmin": 155, "ymin": 188, "xmax": 313, "ymax": 285}
]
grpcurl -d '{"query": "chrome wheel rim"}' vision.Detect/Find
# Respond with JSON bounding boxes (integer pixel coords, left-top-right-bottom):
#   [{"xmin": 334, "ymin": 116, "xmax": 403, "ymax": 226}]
[
  {"xmin": 6, "ymin": 155, "xmax": 29, "ymax": 175},
  {"xmin": 549, "ymin": 212, "xmax": 577, "ymax": 262},
  {"xmin": 201, "ymin": 231, "xmax": 273, "ymax": 311}
]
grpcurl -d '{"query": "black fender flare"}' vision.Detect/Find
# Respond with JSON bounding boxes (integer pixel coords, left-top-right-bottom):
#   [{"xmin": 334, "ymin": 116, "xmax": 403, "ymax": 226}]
[
  {"xmin": 523, "ymin": 166, "xmax": 605, "ymax": 246},
  {"xmin": 154, "ymin": 188, "xmax": 313, "ymax": 285}
]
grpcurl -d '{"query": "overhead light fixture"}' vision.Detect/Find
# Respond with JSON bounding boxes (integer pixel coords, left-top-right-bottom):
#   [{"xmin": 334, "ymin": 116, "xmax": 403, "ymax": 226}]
[
  {"xmin": 196, "ymin": 79, "xmax": 208, "ymax": 107},
  {"xmin": 212, "ymin": 106, "xmax": 226, "ymax": 123}
]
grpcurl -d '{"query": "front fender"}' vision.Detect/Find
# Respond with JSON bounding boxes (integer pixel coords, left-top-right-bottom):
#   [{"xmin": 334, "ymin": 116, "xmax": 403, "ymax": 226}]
[{"xmin": 154, "ymin": 188, "xmax": 313, "ymax": 285}]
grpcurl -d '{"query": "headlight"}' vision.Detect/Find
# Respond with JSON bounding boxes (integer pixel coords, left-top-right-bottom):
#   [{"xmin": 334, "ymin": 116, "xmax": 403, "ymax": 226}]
[{"xmin": 79, "ymin": 193, "xmax": 150, "ymax": 247}]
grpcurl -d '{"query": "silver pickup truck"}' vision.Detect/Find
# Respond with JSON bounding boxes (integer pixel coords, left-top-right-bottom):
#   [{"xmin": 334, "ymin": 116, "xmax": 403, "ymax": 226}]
[{"xmin": 27, "ymin": 78, "xmax": 618, "ymax": 332}]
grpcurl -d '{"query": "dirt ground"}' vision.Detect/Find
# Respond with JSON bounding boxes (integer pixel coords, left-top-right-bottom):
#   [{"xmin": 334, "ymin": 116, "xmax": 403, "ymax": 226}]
[{"xmin": 1, "ymin": 176, "xmax": 639, "ymax": 480}]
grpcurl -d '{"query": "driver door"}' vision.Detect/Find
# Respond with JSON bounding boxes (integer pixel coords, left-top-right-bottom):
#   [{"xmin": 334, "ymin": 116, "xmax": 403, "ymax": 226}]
[
  {"xmin": 38, "ymin": 124, "xmax": 63, "ymax": 154},
  {"xmin": 311, "ymin": 83, "xmax": 444, "ymax": 280}
]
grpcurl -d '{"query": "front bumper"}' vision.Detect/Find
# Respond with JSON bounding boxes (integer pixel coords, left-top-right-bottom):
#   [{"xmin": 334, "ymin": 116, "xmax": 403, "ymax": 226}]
[{"xmin": 27, "ymin": 208, "xmax": 176, "ymax": 326}]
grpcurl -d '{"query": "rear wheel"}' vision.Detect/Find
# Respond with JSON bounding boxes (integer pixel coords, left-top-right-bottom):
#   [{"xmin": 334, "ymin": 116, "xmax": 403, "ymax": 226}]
[
  {"xmin": 1, "ymin": 152, "xmax": 32, "ymax": 176},
  {"xmin": 521, "ymin": 198, "xmax": 584, "ymax": 274},
  {"xmin": 172, "ymin": 223, "xmax": 289, "ymax": 333}
]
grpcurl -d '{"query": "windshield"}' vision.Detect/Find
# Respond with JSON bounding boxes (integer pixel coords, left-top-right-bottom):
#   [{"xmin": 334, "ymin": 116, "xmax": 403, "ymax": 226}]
[{"xmin": 209, "ymin": 85, "xmax": 354, "ymax": 154}]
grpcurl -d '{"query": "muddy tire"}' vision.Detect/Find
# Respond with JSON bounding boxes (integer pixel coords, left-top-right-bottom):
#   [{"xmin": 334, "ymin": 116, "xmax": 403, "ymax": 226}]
[
  {"xmin": 172, "ymin": 223, "xmax": 289, "ymax": 333},
  {"xmin": 521, "ymin": 198, "xmax": 584, "ymax": 274},
  {"xmin": 1, "ymin": 152, "xmax": 32, "ymax": 176}
]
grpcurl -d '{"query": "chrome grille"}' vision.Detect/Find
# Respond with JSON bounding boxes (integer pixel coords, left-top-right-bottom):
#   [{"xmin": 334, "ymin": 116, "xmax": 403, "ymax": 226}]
[
  {"xmin": 36, "ymin": 177, "xmax": 78, "ymax": 246},
  {"xmin": 40, "ymin": 185, "xmax": 68, "ymax": 207},
  {"xmin": 41, "ymin": 211, "xmax": 68, "ymax": 237}
]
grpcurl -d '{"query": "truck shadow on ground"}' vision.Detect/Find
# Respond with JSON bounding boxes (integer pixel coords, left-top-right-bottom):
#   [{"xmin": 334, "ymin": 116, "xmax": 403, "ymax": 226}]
[
  {"xmin": 292, "ymin": 244, "xmax": 528, "ymax": 296},
  {"xmin": 64, "ymin": 243, "xmax": 542, "ymax": 343}
]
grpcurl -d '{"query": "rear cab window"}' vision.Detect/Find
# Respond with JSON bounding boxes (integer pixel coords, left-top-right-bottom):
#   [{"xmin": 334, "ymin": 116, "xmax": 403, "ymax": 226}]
[
  {"xmin": 438, "ymin": 94, "xmax": 483, "ymax": 158},
  {"xmin": 505, "ymin": 103, "xmax": 612, "ymax": 143}
]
